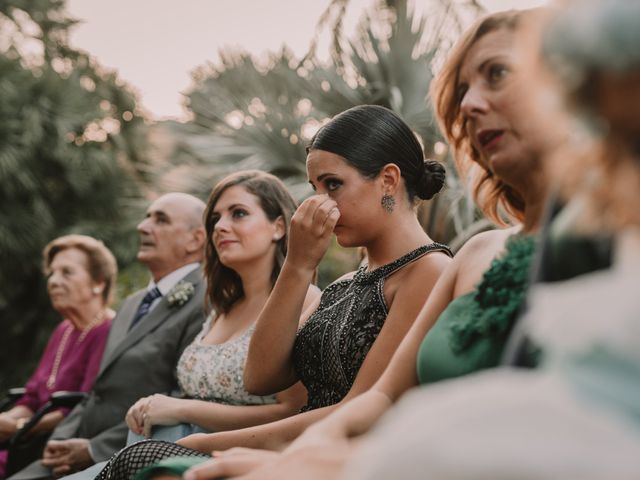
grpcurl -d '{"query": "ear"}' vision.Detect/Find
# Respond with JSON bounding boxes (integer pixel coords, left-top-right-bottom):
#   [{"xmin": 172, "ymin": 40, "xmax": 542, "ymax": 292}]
[
  {"xmin": 185, "ymin": 226, "xmax": 206, "ymax": 254},
  {"xmin": 272, "ymin": 215, "xmax": 286, "ymax": 242},
  {"xmin": 379, "ymin": 163, "xmax": 402, "ymax": 194}
]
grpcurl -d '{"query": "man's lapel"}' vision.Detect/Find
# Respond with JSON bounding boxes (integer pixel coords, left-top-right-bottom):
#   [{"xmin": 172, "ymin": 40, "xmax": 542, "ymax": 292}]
[
  {"xmin": 98, "ymin": 290, "xmax": 144, "ymax": 375},
  {"xmin": 96, "ymin": 267, "xmax": 202, "ymax": 378}
]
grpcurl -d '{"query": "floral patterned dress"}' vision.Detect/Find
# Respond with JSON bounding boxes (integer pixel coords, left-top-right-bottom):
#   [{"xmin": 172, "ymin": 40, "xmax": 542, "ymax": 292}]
[
  {"xmin": 94, "ymin": 314, "xmax": 278, "ymax": 480},
  {"xmin": 176, "ymin": 314, "xmax": 277, "ymax": 406}
]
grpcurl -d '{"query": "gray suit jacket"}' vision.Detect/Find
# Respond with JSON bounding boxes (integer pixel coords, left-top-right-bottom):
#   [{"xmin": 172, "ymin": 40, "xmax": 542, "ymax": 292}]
[{"xmin": 51, "ymin": 266, "xmax": 206, "ymax": 461}]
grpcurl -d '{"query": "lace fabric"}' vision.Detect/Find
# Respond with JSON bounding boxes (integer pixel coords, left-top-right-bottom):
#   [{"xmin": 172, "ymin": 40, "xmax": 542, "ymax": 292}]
[
  {"xmin": 176, "ymin": 314, "xmax": 277, "ymax": 406},
  {"xmin": 293, "ymin": 243, "xmax": 452, "ymax": 411}
]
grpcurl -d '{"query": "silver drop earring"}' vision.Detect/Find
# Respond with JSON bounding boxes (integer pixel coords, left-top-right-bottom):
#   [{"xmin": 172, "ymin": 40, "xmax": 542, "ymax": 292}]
[{"xmin": 381, "ymin": 194, "xmax": 395, "ymax": 213}]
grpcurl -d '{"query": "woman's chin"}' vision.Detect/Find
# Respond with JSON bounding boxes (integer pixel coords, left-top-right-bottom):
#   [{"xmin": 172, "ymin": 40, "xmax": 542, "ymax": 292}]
[
  {"xmin": 334, "ymin": 232, "xmax": 357, "ymax": 249},
  {"xmin": 51, "ymin": 303, "xmax": 71, "ymax": 316}
]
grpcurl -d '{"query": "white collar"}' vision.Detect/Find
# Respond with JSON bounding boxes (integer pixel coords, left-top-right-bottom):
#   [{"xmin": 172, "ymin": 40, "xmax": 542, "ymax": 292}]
[{"xmin": 148, "ymin": 263, "xmax": 200, "ymax": 296}]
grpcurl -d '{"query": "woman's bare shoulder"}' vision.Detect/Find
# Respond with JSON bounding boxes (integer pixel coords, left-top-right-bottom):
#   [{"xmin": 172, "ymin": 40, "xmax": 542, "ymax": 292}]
[
  {"xmin": 446, "ymin": 227, "xmax": 518, "ymax": 296},
  {"xmin": 455, "ymin": 227, "xmax": 516, "ymax": 261},
  {"xmin": 395, "ymin": 247, "xmax": 452, "ymax": 282}
]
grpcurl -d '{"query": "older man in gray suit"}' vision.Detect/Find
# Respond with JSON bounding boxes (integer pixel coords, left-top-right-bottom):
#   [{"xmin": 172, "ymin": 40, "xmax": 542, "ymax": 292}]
[{"xmin": 9, "ymin": 193, "xmax": 208, "ymax": 479}]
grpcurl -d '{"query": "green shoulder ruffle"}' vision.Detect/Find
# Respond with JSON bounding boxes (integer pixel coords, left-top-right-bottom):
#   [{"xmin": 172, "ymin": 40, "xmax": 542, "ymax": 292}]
[{"xmin": 448, "ymin": 234, "xmax": 536, "ymax": 354}]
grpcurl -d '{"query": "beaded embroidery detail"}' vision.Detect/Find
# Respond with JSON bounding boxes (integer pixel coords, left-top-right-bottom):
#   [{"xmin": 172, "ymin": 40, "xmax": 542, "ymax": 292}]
[{"xmin": 293, "ymin": 242, "xmax": 452, "ymax": 411}]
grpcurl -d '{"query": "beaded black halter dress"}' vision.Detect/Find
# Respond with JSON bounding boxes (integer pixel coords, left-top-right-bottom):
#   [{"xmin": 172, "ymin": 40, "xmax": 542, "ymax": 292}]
[
  {"xmin": 95, "ymin": 242, "xmax": 452, "ymax": 480},
  {"xmin": 294, "ymin": 242, "xmax": 452, "ymax": 411}
]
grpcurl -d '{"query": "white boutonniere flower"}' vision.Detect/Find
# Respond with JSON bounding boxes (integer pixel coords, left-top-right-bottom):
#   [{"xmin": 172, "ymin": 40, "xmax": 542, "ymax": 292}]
[{"xmin": 167, "ymin": 281, "xmax": 195, "ymax": 308}]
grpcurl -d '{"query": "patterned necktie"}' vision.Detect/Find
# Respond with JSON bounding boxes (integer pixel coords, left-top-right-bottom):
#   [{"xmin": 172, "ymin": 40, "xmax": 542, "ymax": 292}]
[{"xmin": 129, "ymin": 287, "xmax": 162, "ymax": 331}]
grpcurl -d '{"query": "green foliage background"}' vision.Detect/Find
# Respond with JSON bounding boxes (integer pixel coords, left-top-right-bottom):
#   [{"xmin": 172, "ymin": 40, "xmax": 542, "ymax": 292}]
[{"xmin": 0, "ymin": 0, "xmax": 149, "ymax": 391}]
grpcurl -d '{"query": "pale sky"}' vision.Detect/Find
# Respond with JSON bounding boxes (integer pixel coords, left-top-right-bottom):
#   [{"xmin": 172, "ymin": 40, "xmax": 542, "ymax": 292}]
[{"xmin": 66, "ymin": 0, "xmax": 546, "ymax": 120}]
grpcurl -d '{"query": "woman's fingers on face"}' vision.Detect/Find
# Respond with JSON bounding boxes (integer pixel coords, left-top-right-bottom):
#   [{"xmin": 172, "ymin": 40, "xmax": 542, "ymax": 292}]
[
  {"xmin": 311, "ymin": 199, "xmax": 338, "ymax": 235},
  {"xmin": 323, "ymin": 207, "xmax": 341, "ymax": 232},
  {"xmin": 297, "ymin": 195, "xmax": 332, "ymax": 223},
  {"xmin": 293, "ymin": 195, "xmax": 322, "ymax": 224}
]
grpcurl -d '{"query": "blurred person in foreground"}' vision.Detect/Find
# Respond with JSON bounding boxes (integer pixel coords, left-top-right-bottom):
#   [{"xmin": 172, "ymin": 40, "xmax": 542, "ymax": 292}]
[
  {"xmin": 0, "ymin": 235, "xmax": 117, "ymax": 478},
  {"xmin": 341, "ymin": 2, "xmax": 640, "ymax": 478},
  {"xmin": 9, "ymin": 193, "xmax": 208, "ymax": 480}
]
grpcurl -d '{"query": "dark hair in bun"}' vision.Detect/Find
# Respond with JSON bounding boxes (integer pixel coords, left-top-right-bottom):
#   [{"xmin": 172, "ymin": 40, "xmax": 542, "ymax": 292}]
[
  {"xmin": 417, "ymin": 160, "xmax": 446, "ymax": 200},
  {"xmin": 308, "ymin": 105, "xmax": 445, "ymax": 202}
]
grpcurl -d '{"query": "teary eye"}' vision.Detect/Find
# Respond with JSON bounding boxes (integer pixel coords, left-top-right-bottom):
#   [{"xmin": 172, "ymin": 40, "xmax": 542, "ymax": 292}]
[{"xmin": 325, "ymin": 178, "xmax": 343, "ymax": 192}]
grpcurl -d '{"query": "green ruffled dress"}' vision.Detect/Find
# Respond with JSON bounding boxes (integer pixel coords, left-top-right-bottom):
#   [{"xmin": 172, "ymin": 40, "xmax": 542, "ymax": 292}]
[{"xmin": 417, "ymin": 235, "xmax": 536, "ymax": 384}]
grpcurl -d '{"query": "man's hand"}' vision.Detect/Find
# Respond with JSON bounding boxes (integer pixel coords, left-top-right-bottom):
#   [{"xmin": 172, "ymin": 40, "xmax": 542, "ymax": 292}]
[{"xmin": 42, "ymin": 438, "xmax": 93, "ymax": 477}]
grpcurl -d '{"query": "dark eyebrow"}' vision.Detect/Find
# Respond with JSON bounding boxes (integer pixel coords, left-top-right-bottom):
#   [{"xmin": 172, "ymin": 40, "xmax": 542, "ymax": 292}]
[
  {"xmin": 148, "ymin": 209, "xmax": 171, "ymax": 222},
  {"xmin": 227, "ymin": 203, "xmax": 249, "ymax": 211},
  {"xmin": 212, "ymin": 203, "xmax": 250, "ymax": 215},
  {"xmin": 316, "ymin": 173, "xmax": 338, "ymax": 182}
]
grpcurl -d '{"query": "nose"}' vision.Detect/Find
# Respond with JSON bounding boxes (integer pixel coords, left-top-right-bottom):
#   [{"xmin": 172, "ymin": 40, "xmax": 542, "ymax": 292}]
[
  {"xmin": 137, "ymin": 216, "xmax": 151, "ymax": 234},
  {"xmin": 47, "ymin": 270, "xmax": 61, "ymax": 288},
  {"xmin": 213, "ymin": 215, "xmax": 231, "ymax": 234},
  {"xmin": 460, "ymin": 84, "xmax": 490, "ymax": 118}
]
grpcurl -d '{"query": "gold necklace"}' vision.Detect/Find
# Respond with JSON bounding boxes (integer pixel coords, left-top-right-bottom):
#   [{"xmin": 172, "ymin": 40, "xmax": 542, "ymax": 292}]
[{"xmin": 46, "ymin": 310, "xmax": 105, "ymax": 390}]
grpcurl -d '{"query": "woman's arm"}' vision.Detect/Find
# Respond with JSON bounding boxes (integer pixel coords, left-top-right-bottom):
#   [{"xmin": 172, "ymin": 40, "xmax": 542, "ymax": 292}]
[
  {"xmin": 180, "ymin": 251, "xmax": 452, "ymax": 453},
  {"xmin": 130, "ymin": 382, "xmax": 308, "ymax": 437},
  {"xmin": 177, "ymin": 405, "xmax": 336, "ymax": 453},
  {"xmin": 244, "ymin": 195, "xmax": 339, "ymax": 395},
  {"xmin": 291, "ymin": 229, "xmax": 515, "ymax": 445},
  {"xmin": 292, "ymin": 264, "xmax": 460, "ymax": 445}
]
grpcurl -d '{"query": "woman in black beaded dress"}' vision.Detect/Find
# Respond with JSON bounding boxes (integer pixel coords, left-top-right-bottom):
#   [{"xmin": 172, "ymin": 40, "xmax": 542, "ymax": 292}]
[{"xmin": 95, "ymin": 105, "xmax": 453, "ymax": 480}]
